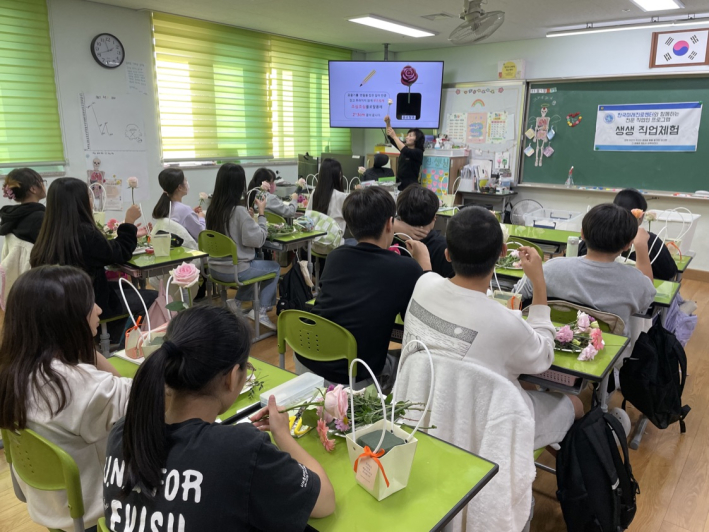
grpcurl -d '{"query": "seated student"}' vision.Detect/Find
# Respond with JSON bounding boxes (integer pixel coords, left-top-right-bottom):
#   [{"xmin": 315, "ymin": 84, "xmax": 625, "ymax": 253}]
[
  {"xmin": 577, "ymin": 188, "xmax": 678, "ymax": 281},
  {"xmin": 296, "ymin": 187, "xmax": 431, "ymax": 386},
  {"xmin": 362, "ymin": 153, "xmax": 396, "ymax": 182},
  {"xmin": 0, "ymin": 167, "xmax": 46, "ymax": 244},
  {"xmin": 0, "ymin": 265, "xmax": 131, "ymax": 531},
  {"xmin": 308, "ymin": 158, "xmax": 348, "ymax": 233},
  {"xmin": 247, "ymin": 167, "xmax": 298, "ymax": 218},
  {"xmin": 104, "ymin": 305, "xmax": 335, "ymax": 530},
  {"xmin": 396, "ymin": 185, "xmax": 454, "ymax": 278},
  {"xmin": 205, "ymin": 163, "xmax": 280, "ymax": 329},
  {"xmin": 152, "ymin": 168, "xmax": 205, "ymax": 242},
  {"xmin": 404, "ymin": 207, "xmax": 582, "ymax": 441},
  {"xmin": 515, "ymin": 203, "xmax": 657, "ymax": 335},
  {"xmin": 29, "ymin": 178, "xmax": 157, "ymax": 325}
]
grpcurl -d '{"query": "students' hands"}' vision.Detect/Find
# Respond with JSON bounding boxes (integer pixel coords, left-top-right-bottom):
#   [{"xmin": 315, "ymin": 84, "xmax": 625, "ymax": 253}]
[
  {"xmin": 518, "ymin": 246, "xmax": 544, "ymax": 286},
  {"xmin": 125, "ymin": 204, "xmax": 141, "ymax": 225},
  {"xmin": 193, "ymin": 205, "xmax": 203, "ymax": 214},
  {"xmin": 392, "ymin": 219, "xmax": 428, "ymax": 240},
  {"xmin": 250, "ymin": 395, "xmax": 291, "ymax": 440},
  {"xmin": 406, "ymin": 239, "xmax": 432, "ymax": 270},
  {"xmin": 634, "ymin": 226, "xmax": 650, "ymax": 249},
  {"xmin": 135, "ymin": 222, "xmax": 152, "ymax": 238},
  {"xmin": 291, "ymin": 193, "xmax": 299, "ymax": 201},
  {"xmin": 254, "ymin": 197, "xmax": 267, "ymax": 216},
  {"xmin": 248, "ymin": 207, "xmax": 255, "ymax": 217}
]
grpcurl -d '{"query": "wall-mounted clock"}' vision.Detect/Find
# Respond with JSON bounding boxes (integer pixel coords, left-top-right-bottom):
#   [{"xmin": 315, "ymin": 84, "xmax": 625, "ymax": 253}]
[{"xmin": 91, "ymin": 33, "xmax": 124, "ymax": 69}]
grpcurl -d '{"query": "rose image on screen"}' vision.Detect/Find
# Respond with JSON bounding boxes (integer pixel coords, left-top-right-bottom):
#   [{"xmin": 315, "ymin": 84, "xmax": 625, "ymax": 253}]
[{"xmin": 397, "ymin": 65, "xmax": 422, "ymax": 120}]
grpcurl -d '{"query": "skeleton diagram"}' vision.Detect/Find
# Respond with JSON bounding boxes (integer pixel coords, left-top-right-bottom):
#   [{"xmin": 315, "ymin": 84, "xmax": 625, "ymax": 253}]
[
  {"xmin": 534, "ymin": 106, "xmax": 550, "ymax": 167},
  {"xmin": 87, "ymin": 157, "xmax": 106, "ymax": 185}
]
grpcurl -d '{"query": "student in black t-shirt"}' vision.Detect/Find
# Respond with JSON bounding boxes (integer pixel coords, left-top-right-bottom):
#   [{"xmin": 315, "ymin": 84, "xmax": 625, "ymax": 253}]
[
  {"xmin": 396, "ymin": 185, "xmax": 454, "ymax": 279},
  {"xmin": 577, "ymin": 188, "xmax": 678, "ymax": 281},
  {"xmin": 384, "ymin": 115, "xmax": 425, "ymax": 191},
  {"xmin": 362, "ymin": 153, "xmax": 396, "ymax": 182},
  {"xmin": 296, "ymin": 187, "xmax": 431, "ymax": 386},
  {"xmin": 104, "ymin": 306, "xmax": 335, "ymax": 531}
]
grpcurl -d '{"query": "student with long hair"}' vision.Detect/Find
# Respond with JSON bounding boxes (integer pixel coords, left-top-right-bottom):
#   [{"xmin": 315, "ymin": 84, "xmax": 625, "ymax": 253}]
[
  {"xmin": 0, "ymin": 266, "xmax": 132, "ymax": 531},
  {"xmin": 152, "ymin": 168, "xmax": 205, "ymax": 241},
  {"xmin": 308, "ymin": 158, "xmax": 347, "ymax": 232},
  {"xmin": 0, "ymin": 167, "xmax": 46, "ymax": 244},
  {"xmin": 385, "ymin": 117, "xmax": 425, "ymax": 191},
  {"xmin": 205, "ymin": 163, "xmax": 280, "ymax": 329},
  {"xmin": 103, "ymin": 305, "xmax": 335, "ymax": 530},
  {"xmin": 29, "ymin": 177, "xmax": 156, "ymax": 323},
  {"xmin": 247, "ymin": 167, "xmax": 298, "ymax": 217}
]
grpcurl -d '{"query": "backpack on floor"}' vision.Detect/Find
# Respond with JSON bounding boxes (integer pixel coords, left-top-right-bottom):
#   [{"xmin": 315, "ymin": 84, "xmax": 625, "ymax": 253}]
[
  {"xmin": 619, "ymin": 322, "xmax": 691, "ymax": 433},
  {"xmin": 556, "ymin": 407, "xmax": 639, "ymax": 532},
  {"xmin": 276, "ymin": 257, "xmax": 313, "ymax": 315}
]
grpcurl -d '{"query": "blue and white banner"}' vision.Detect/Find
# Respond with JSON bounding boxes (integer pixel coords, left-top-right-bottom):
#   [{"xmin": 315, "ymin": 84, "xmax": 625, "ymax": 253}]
[{"xmin": 594, "ymin": 102, "xmax": 702, "ymax": 152}]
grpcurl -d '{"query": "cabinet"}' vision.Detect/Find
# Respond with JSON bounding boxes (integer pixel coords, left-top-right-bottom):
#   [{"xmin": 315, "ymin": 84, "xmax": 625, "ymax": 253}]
[{"xmin": 421, "ymin": 155, "xmax": 468, "ymax": 198}]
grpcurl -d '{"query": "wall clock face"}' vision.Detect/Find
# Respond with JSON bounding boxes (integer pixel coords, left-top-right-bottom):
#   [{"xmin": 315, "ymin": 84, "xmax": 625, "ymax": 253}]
[{"xmin": 91, "ymin": 33, "xmax": 124, "ymax": 68}]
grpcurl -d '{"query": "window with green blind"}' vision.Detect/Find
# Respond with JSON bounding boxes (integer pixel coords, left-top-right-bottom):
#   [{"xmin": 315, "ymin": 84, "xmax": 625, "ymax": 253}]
[
  {"xmin": 152, "ymin": 13, "xmax": 351, "ymax": 162},
  {"xmin": 0, "ymin": 0, "xmax": 64, "ymax": 167}
]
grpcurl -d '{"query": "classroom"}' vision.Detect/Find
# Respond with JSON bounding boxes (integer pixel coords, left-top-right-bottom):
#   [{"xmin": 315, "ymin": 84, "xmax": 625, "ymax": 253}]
[{"xmin": 1, "ymin": 0, "xmax": 708, "ymax": 531}]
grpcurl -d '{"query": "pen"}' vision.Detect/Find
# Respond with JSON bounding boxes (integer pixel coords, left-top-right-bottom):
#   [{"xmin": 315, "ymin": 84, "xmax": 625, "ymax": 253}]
[{"xmin": 360, "ymin": 69, "xmax": 376, "ymax": 87}]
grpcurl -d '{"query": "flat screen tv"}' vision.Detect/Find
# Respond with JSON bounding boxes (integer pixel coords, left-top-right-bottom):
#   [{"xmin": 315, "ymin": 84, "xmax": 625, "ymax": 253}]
[{"xmin": 329, "ymin": 61, "xmax": 444, "ymax": 129}]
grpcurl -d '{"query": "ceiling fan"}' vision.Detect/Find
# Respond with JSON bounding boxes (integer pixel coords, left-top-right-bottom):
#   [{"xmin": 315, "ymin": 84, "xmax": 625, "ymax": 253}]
[{"xmin": 449, "ymin": 0, "xmax": 505, "ymax": 45}]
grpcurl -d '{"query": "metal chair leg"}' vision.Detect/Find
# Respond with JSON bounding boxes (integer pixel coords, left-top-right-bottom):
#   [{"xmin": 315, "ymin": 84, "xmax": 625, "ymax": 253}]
[
  {"xmin": 219, "ymin": 286, "xmax": 228, "ymax": 307},
  {"xmin": 279, "ymin": 351, "xmax": 285, "ymax": 369},
  {"xmin": 630, "ymin": 415, "xmax": 649, "ymax": 450}
]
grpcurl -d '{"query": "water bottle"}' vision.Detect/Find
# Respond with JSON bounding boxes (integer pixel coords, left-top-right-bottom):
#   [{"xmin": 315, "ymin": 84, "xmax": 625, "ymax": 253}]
[{"xmin": 567, "ymin": 236, "xmax": 579, "ymax": 258}]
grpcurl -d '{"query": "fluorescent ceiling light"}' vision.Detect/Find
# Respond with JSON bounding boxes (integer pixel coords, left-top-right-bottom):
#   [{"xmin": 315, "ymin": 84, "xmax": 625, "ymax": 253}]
[
  {"xmin": 547, "ymin": 16, "xmax": 709, "ymax": 37},
  {"xmin": 630, "ymin": 0, "xmax": 684, "ymax": 12},
  {"xmin": 349, "ymin": 16, "xmax": 436, "ymax": 38}
]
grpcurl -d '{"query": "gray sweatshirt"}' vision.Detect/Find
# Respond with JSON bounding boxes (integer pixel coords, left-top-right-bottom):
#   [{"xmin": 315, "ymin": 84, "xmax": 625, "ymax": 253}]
[
  {"xmin": 265, "ymin": 193, "xmax": 297, "ymax": 217},
  {"xmin": 514, "ymin": 256, "xmax": 656, "ymax": 335},
  {"xmin": 209, "ymin": 206, "xmax": 268, "ymax": 275}
]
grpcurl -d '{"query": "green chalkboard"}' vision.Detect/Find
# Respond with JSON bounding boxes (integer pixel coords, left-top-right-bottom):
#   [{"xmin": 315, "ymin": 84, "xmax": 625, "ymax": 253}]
[{"xmin": 521, "ymin": 77, "xmax": 709, "ymax": 193}]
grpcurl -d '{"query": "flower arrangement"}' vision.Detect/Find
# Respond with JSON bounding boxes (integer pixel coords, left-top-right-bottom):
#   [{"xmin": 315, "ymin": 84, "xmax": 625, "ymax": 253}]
[
  {"xmin": 497, "ymin": 248, "xmax": 521, "ymax": 269},
  {"xmin": 267, "ymin": 222, "xmax": 305, "ymax": 239},
  {"xmin": 97, "ymin": 218, "xmax": 120, "ymax": 238},
  {"xmin": 554, "ymin": 311, "xmax": 605, "ymax": 361},
  {"xmin": 165, "ymin": 262, "xmax": 201, "ymax": 312},
  {"xmin": 281, "ymin": 384, "xmax": 428, "ymax": 452},
  {"xmin": 127, "ymin": 177, "xmax": 138, "ymax": 205}
]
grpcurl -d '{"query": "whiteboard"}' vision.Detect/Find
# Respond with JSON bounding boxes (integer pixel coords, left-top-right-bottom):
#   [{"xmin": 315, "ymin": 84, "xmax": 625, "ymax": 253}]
[
  {"xmin": 80, "ymin": 93, "xmax": 146, "ymax": 152},
  {"xmin": 439, "ymin": 80, "xmax": 526, "ymax": 182}
]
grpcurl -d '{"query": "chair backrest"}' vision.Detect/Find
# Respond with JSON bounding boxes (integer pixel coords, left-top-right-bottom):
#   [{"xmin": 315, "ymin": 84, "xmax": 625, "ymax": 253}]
[
  {"xmin": 265, "ymin": 211, "xmax": 286, "ymax": 225},
  {"xmin": 1, "ymin": 428, "xmax": 85, "ymax": 520},
  {"xmin": 506, "ymin": 238, "xmax": 543, "ymax": 260},
  {"xmin": 277, "ymin": 310, "xmax": 358, "ymax": 376},
  {"xmin": 98, "ymin": 517, "xmax": 110, "ymax": 532},
  {"xmin": 198, "ymin": 230, "xmax": 238, "ymax": 265}
]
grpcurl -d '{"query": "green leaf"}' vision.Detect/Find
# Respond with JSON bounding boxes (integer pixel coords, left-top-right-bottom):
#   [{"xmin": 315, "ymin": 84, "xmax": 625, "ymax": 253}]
[
  {"xmin": 301, "ymin": 409, "xmax": 320, "ymax": 428},
  {"xmin": 166, "ymin": 301, "xmax": 187, "ymax": 312}
]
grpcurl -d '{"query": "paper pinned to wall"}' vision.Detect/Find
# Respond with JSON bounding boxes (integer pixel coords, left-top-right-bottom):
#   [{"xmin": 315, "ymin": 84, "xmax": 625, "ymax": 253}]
[
  {"xmin": 85, "ymin": 150, "xmax": 150, "ymax": 207},
  {"xmin": 487, "ymin": 111, "xmax": 508, "ymax": 143},
  {"xmin": 80, "ymin": 93, "xmax": 146, "ymax": 152},
  {"xmin": 446, "ymin": 113, "xmax": 467, "ymax": 142},
  {"xmin": 125, "ymin": 61, "xmax": 148, "ymax": 95}
]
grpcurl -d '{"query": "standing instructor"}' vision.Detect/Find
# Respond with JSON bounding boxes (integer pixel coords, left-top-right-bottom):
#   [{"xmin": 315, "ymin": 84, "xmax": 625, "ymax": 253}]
[{"xmin": 385, "ymin": 115, "xmax": 425, "ymax": 191}]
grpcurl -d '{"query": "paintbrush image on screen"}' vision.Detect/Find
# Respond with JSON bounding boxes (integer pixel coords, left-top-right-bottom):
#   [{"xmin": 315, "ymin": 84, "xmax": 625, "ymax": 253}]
[{"xmin": 396, "ymin": 65, "xmax": 421, "ymax": 120}]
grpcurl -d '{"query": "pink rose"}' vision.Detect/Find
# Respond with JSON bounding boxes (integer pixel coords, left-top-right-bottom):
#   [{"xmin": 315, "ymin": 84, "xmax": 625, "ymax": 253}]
[
  {"xmin": 127, "ymin": 176, "xmax": 138, "ymax": 189},
  {"xmin": 106, "ymin": 218, "xmax": 119, "ymax": 231},
  {"xmin": 578, "ymin": 345, "xmax": 598, "ymax": 361},
  {"xmin": 400, "ymin": 65, "xmax": 418, "ymax": 87},
  {"xmin": 590, "ymin": 328, "xmax": 605, "ymax": 351},
  {"xmin": 577, "ymin": 311, "xmax": 591, "ymax": 332},
  {"xmin": 555, "ymin": 325, "xmax": 574, "ymax": 343},
  {"xmin": 323, "ymin": 384, "xmax": 348, "ymax": 420},
  {"xmin": 509, "ymin": 249, "xmax": 519, "ymax": 258},
  {"xmin": 170, "ymin": 262, "xmax": 200, "ymax": 288}
]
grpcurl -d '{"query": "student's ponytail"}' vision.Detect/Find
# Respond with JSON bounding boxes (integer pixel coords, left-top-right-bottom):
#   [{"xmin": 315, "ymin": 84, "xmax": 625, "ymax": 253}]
[
  {"xmin": 121, "ymin": 305, "xmax": 252, "ymax": 496},
  {"xmin": 152, "ymin": 168, "xmax": 185, "ymax": 219}
]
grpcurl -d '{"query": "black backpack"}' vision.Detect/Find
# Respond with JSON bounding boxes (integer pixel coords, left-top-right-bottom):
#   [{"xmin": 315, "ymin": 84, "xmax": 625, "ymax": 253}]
[
  {"xmin": 556, "ymin": 407, "xmax": 640, "ymax": 532},
  {"xmin": 619, "ymin": 322, "xmax": 691, "ymax": 433},
  {"xmin": 276, "ymin": 258, "xmax": 313, "ymax": 315}
]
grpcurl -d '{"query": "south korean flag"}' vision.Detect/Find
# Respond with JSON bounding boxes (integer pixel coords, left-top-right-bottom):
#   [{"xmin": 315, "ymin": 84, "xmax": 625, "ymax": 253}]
[{"xmin": 655, "ymin": 30, "xmax": 709, "ymax": 65}]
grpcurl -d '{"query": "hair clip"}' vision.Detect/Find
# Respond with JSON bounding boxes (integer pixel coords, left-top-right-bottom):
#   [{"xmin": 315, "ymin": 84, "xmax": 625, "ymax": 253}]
[{"xmin": 2, "ymin": 184, "xmax": 15, "ymax": 201}]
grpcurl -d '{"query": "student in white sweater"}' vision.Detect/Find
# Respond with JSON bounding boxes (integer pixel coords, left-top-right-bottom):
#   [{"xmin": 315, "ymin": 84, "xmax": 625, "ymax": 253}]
[
  {"xmin": 308, "ymin": 158, "xmax": 348, "ymax": 234},
  {"xmin": 151, "ymin": 167, "xmax": 206, "ymax": 242},
  {"xmin": 402, "ymin": 207, "xmax": 583, "ymax": 449},
  {"xmin": 0, "ymin": 265, "xmax": 132, "ymax": 531},
  {"xmin": 205, "ymin": 163, "xmax": 280, "ymax": 330},
  {"xmin": 247, "ymin": 167, "xmax": 298, "ymax": 218}
]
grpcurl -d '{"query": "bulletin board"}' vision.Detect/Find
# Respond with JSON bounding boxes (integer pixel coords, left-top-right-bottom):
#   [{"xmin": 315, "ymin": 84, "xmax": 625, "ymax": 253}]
[{"xmin": 438, "ymin": 80, "xmax": 526, "ymax": 181}]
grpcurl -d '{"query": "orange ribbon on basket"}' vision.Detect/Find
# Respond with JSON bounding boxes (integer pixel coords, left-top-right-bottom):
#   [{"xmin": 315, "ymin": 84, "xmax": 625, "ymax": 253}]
[{"xmin": 354, "ymin": 446, "xmax": 390, "ymax": 487}]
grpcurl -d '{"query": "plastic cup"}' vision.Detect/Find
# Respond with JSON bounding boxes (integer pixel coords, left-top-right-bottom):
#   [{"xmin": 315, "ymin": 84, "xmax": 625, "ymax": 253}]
[{"xmin": 152, "ymin": 234, "xmax": 171, "ymax": 257}]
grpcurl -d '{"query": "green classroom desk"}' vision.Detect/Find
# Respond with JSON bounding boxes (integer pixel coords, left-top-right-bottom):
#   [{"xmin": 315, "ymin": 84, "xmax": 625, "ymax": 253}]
[
  {"xmin": 262, "ymin": 229, "xmax": 326, "ymax": 271},
  {"xmin": 109, "ymin": 355, "xmax": 498, "ymax": 531},
  {"xmin": 503, "ymin": 224, "xmax": 580, "ymax": 252},
  {"xmin": 108, "ymin": 357, "xmax": 289, "ymax": 422},
  {"xmin": 111, "ymin": 247, "xmax": 207, "ymax": 280},
  {"xmin": 674, "ymin": 255, "xmax": 692, "ymax": 272}
]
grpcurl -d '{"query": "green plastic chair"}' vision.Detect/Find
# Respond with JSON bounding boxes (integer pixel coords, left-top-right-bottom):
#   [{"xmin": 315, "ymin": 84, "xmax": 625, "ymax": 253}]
[
  {"xmin": 506, "ymin": 237, "xmax": 544, "ymax": 260},
  {"xmin": 277, "ymin": 309, "xmax": 358, "ymax": 375},
  {"xmin": 264, "ymin": 211, "xmax": 286, "ymax": 225},
  {"xmin": 97, "ymin": 517, "xmax": 109, "ymax": 532},
  {"xmin": 198, "ymin": 230, "xmax": 278, "ymax": 342},
  {"xmin": 1, "ymin": 428, "xmax": 85, "ymax": 532}
]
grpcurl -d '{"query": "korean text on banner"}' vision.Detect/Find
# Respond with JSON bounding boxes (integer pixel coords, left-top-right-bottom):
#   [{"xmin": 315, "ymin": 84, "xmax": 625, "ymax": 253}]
[{"xmin": 594, "ymin": 102, "xmax": 702, "ymax": 152}]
